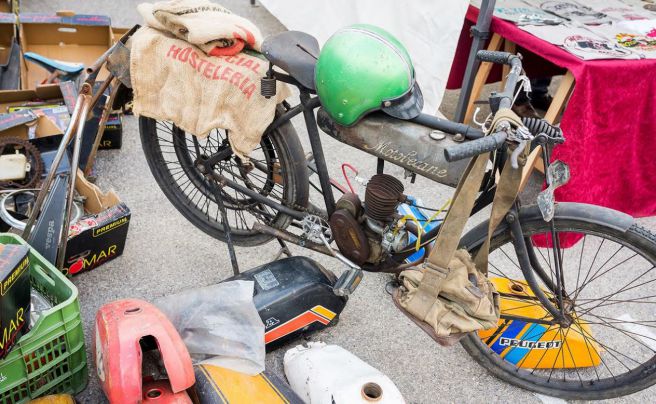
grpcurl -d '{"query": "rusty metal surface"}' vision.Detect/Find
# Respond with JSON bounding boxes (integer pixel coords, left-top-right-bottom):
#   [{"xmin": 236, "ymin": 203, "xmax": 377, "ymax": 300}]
[
  {"xmin": 252, "ymin": 222, "xmax": 334, "ymax": 256},
  {"xmin": 330, "ymin": 208, "xmax": 370, "ymax": 265},
  {"xmin": 22, "ymin": 93, "xmax": 86, "ymax": 240},
  {"xmin": 86, "ymin": 79, "xmax": 121, "ymax": 176},
  {"xmin": 364, "ymin": 174, "xmax": 404, "ymax": 222},
  {"xmin": 334, "ymin": 192, "xmax": 362, "ymax": 218},
  {"xmin": 107, "ymin": 41, "xmax": 133, "ymax": 88},
  {"xmin": 317, "ymin": 109, "xmax": 469, "ymax": 187}
]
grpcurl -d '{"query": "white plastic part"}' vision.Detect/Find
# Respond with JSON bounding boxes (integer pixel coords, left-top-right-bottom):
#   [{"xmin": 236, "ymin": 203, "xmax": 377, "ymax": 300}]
[
  {"xmin": 284, "ymin": 342, "xmax": 405, "ymax": 404},
  {"xmin": 0, "ymin": 152, "xmax": 28, "ymax": 181}
]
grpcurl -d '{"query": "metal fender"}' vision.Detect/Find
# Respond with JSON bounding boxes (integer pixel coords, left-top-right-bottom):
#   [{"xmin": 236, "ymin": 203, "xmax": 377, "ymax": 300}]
[
  {"xmin": 460, "ymin": 202, "xmax": 634, "ymax": 250},
  {"xmin": 94, "ymin": 299, "xmax": 194, "ymax": 403}
]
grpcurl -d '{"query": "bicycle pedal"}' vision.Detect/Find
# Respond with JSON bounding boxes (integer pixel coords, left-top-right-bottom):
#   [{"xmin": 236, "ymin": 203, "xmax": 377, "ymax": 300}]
[{"xmin": 333, "ymin": 268, "xmax": 363, "ymax": 296}]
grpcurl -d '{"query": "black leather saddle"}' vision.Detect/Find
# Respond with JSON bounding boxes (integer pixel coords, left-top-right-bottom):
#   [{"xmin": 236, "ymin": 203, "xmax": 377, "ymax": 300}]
[{"xmin": 261, "ymin": 31, "xmax": 319, "ymax": 90}]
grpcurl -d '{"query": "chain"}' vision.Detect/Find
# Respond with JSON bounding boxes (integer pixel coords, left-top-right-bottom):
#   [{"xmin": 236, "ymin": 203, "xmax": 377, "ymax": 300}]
[{"xmin": 0, "ymin": 137, "xmax": 43, "ymax": 190}]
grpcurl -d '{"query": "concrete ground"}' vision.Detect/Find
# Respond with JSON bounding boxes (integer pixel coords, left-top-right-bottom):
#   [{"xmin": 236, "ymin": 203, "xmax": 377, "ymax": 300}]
[{"xmin": 22, "ymin": 1, "xmax": 656, "ymax": 403}]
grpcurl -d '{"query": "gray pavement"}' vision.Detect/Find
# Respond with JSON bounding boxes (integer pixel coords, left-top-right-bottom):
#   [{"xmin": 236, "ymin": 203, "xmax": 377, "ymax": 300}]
[{"xmin": 21, "ymin": 1, "xmax": 656, "ymax": 403}]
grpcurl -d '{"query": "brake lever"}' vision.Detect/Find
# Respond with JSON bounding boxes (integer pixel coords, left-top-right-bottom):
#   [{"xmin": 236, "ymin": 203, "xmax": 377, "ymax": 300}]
[
  {"xmin": 510, "ymin": 140, "xmax": 528, "ymax": 169},
  {"xmin": 507, "ymin": 126, "xmax": 533, "ymax": 169}
]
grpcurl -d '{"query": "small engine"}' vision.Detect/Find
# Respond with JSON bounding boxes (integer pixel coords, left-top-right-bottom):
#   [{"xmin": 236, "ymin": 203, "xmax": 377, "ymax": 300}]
[{"xmin": 329, "ymin": 174, "xmax": 410, "ymax": 266}]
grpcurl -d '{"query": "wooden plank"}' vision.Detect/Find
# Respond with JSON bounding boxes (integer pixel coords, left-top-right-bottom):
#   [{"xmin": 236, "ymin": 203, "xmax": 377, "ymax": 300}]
[
  {"xmin": 544, "ymin": 71, "xmax": 575, "ymax": 124},
  {"xmin": 464, "ymin": 33, "xmax": 504, "ymax": 124},
  {"xmin": 500, "ymin": 40, "xmax": 517, "ymax": 89},
  {"xmin": 533, "ymin": 71, "xmax": 575, "ymax": 174},
  {"xmin": 520, "ymin": 146, "xmax": 543, "ymax": 192}
]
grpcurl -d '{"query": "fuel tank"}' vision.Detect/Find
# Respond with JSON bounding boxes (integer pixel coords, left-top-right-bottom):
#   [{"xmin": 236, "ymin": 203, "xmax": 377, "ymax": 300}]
[{"xmin": 317, "ymin": 109, "xmax": 468, "ymax": 187}]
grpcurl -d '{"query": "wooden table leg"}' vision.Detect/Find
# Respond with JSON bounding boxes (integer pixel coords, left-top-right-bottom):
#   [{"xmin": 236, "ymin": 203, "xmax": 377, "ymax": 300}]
[
  {"xmin": 544, "ymin": 71, "xmax": 575, "ymax": 124},
  {"xmin": 501, "ymin": 40, "xmax": 517, "ymax": 90},
  {"xmin": 464, "ymin": 33, "xmax": 504, "ymax": 124},
  {"xmin": 532, "ymin": 71, "xmax": 575, "ymax": 174}
]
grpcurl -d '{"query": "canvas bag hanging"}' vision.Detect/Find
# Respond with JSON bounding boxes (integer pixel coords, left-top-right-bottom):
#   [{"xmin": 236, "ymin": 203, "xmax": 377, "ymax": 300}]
[{"xmin": 394, "ymin": 109, "xmax": 529, "ymax": 345}]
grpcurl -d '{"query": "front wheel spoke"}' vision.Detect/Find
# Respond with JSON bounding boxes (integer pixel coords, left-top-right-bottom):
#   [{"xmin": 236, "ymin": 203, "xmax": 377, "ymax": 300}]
[
  {"xmin": 580, "ymin": 243, "xmax": 624, "ymax": 289},
  {"xmin": 532, "ymin": 243, "xmax": 556, "ymax": 288},
  {"xmin": 573, "ymin": 321, "xmax": 617, "ymax": 381},
  {"xmin": 576, "ymin": 294, "xmax": 656, "ymax": 310},
  {"xmin": 585, "ymin": 313, "xmax": 656, "ymax": 347},
  {"xmin": 567, "ymin": 323, "xmax": 638, "ymax": 369},
  {"xmin": 499, "ymin": 246, "xmax": 522, "ymax": 270},
  {"xmin": 562, "ymin": 326, "xmax": 583, "ymax": 384},
  {"xmin": 574, "ymin": 238, "xmax": 607, "ymax": 301},
  {"xmin": 500, "ymin": 301, "xmax": 545, "ymax": 313},
  {"xmin": 547, "ymin": 328, "xmax": 567, "ymax": 382},
  {"xmin": 584, "ymin": 315, "xmax": 656, "ymax": 327},
  {"xmin": 574, "ymin": 269, "xmax": 656, "ymax": 319},
  {"xmin": 574, "ymin": 251, "xmax": 638, "ymax": 299},
  {"xmin": 517, "ymin": 323, "xmax": 556, "ymax": 370},
  {"xmin": 486, "ymin": 262, "xmax": 529, "ymax": 293},
  {"xmin": 480, "ymin": 222, "xmax": 656, "ymax": 390}
]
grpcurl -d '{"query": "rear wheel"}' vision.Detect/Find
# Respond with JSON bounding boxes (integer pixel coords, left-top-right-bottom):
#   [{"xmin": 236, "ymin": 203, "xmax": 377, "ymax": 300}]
[
  {"xmin": 461, "ymin": 215, "xmax": 656, "ymax": 400},
  {"xmin": 139, "ymin": 113, "xmax": 309, "ymax": 246}
]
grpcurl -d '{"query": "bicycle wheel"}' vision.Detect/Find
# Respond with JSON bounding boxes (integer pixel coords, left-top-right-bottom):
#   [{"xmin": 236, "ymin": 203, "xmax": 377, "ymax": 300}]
[
  {"xmin": 139, "ymin": 115, "xmax": 309, "ymax": 246},
  {"xmin": 461, "ymin": 211, "xmax": 656, "ymax": 400}
]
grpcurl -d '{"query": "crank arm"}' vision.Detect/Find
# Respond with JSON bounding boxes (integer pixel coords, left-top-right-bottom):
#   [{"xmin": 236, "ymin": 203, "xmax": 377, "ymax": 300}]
[{"xmin": 317, "ymin": 232, "xmax": 363, "ymax": 296}]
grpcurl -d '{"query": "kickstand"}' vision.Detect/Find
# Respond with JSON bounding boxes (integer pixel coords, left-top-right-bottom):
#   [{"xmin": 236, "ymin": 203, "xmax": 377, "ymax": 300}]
[
  {"xmin": 210, "ymin": 180, "xmax": 240, "ymax": 276},
  {"xmin": 273, "ymin": 238, "xmax": 292, "ymax": 260}
]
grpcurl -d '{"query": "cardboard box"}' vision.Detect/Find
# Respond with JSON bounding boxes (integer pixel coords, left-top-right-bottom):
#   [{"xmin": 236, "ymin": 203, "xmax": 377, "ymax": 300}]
[
  {"xmin": 0, "ymin": 83, "xmax": 109, "ymax": 170},
  {"xmin": 0, "ymin": 12, "xmax": 19, "ymax": 90},
  {"xmin": 0, "ymin": 242, "xmax": 30, "ymax": 360},
  {"xmin": 63, "ymin": 172, "xmax": 130, "ymax": 275},
  {"xmin": 0, "ymin": 85, "xmax": 65, "ymax": 139},
  {"xmin": 0, "ymin": 1, "xmax": 19, "ymax": 14},
  {"xmin": 19, "ymin": 13, "xmax": 113, "ymax": 90},
  {"xmin": 99, "ymin": 112, "xmax": 122, "ymax": 150},
  {"xmin": 111, "ymin": 26, "xmax": 130, "ymax": 41}
]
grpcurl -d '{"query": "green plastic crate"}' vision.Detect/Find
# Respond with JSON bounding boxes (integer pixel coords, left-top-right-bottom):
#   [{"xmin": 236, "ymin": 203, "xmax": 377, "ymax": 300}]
[{"xmin": 0, "ymin": 234, "xmax": 87, "ymax": 403}]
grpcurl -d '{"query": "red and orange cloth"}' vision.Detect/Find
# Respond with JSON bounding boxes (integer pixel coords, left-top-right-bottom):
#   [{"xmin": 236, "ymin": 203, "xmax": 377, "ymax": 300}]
[{"xmin": 137, "ymin": 0, "xmax": 263, "ymax": 57}]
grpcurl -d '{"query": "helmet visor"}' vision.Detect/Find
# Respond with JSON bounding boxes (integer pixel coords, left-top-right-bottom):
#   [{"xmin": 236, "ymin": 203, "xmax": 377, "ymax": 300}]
[{"xmin": 381, "ymin": 81, "xmax": 424, "ymax": 120}]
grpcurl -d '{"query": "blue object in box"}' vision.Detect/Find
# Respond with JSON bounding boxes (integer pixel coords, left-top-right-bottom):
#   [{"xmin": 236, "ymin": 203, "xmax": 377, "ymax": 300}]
[{"xmin": 397, "ymin": 196, "xmax": 444, "ymax": 263}]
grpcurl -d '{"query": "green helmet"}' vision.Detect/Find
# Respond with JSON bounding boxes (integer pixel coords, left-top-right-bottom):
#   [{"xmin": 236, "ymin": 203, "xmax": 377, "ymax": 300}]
[{"xmin": 315, "ymin": 24, "xmax": 423, "ymax": 126}]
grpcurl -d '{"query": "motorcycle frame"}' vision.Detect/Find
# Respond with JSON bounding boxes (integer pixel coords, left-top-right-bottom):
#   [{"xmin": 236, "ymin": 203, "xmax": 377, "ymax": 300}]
[
  {"xmin": 225, "ymin": 70, "xmax": 567, "ymax": 323},
  {"xmin": 67, "ymin": 30, "xmax": 568, "ymax": 325},
  {"xmin": 206, "ymin": 70, "xmax": 499, "ymax": 267}
]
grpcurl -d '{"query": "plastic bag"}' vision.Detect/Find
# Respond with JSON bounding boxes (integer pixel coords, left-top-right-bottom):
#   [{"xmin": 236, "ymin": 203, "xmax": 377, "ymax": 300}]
[
  {"xmin": 154, "ymin": 280, "xmax": 265, "ymax": 375},
  {"xmin": 30, "ymin": 289, "xmax": 53, "ymax": 327}
]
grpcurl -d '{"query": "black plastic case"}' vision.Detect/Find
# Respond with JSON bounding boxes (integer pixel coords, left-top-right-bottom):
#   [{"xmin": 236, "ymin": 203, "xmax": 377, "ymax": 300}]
[{"xmin": 226, "ymin": 256, "xmax": 347, "ymax": 351}]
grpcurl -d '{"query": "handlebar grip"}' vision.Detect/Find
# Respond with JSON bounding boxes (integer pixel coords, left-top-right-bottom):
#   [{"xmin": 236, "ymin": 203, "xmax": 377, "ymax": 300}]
[
  {"xmin": 444, "ymin": 132, "xmax": 507, "ymax": 162},
  {"xmin": 477, "ymin": 50, "xmax": 515, "ymax": 65}
]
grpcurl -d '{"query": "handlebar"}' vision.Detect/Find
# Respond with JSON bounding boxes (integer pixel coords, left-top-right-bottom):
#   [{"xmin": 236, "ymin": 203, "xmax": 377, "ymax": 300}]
[
  {"xmin": 476, "ymin": 50, "xmax": 516, "ymax": 65},
  {"xmin": 443, "ymin": 50, "xmax": 525, "ymax": 162},
  {"xmin": 484, "ymin": 51, "xmax": 523, "ymax": 111},
  {"xmin": 444, "ymin": 131, "xmax": 507, "ymax": 162}
]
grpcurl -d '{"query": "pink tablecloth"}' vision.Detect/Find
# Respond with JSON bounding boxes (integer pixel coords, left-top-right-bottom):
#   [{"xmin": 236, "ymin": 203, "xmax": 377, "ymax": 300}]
[{"xmin": 448, "ymin": 6, "xmax": 656, "ymax": 217}]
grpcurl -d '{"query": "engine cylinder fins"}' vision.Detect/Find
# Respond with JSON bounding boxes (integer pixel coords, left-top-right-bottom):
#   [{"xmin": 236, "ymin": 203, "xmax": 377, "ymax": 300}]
[{"xmin": 364, "ymin": 174, "xmax": 404, "ymax": 222}]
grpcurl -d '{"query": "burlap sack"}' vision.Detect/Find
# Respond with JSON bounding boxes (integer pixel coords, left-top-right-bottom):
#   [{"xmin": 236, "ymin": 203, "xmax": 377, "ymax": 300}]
[
  {"xmin": 138, "ymin": 0, "xmax": 263, "ymax": 55},
  {"xmin": 130, "ymin": 27, "xmax": 291, "ymax": 160},
  {"xmin": 398, "ymin": 249, "xmax": 500, "ymax": 338}
]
